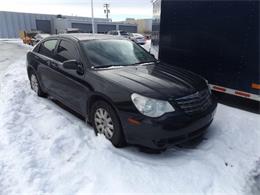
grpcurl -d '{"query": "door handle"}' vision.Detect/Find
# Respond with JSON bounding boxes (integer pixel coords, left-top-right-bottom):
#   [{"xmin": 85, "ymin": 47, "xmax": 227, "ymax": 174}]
[
  {"xmin": 51, "ymin": 62, "xmax": 58, "ymax": 67},
  {"xmin": 47, "ymin": 61, "xmax": 58, "ymax": 68}
]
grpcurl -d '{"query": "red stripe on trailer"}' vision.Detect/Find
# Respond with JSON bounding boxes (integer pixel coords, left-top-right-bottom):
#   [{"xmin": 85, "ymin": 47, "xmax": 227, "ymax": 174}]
[
  {"xmin": 209, "ymin": 84, "xmax": 260, "ymax": 102},
  {"xmin": 213, "ymin": 86, "xmax": 226, "ymax": 92},
  {"xmin": 235, "ymin": 91, "xmax": 251, "ymax": 98}
]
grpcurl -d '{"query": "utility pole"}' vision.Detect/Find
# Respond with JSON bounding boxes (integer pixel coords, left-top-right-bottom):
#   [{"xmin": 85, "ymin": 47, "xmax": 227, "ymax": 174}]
[
  {"xmin": 104, "ymin": 3, "xmax": 110, "ymax": 19},
  {"xmin": 91, "ymin": 0, "xmax": 95, "ymax": 34}
]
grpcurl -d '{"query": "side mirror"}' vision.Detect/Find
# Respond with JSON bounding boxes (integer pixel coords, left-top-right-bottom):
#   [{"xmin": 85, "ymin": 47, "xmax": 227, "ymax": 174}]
[
  {"xmin": 63, "ymin": 60, "xmax": 84, "ymax": 75},
  {"xmin": 63, "ymin": 60, "xmax": 78, "ymax": 70}
]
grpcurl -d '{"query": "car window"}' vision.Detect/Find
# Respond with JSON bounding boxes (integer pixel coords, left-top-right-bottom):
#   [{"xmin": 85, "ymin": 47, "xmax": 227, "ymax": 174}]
[
  {"xmin": 38, "ymin": 39, "xmax": 57, "ymax": 58},
  {"xmin": 55, "ymin": 40, "xmax": 77, "ymax": 62},
  {"xmin": 113, "ymin": 31, "xmax": 118, "ymax": 35},
  {"xmin": 120, "ymin": 31, "xmax": 128, "ymax": 36}
]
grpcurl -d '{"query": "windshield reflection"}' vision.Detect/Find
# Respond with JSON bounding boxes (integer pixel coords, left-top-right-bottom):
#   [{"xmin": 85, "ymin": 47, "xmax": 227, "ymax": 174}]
[{"xmin": 81, "ymin": 40, "xmax": 155, "ymax": 68}]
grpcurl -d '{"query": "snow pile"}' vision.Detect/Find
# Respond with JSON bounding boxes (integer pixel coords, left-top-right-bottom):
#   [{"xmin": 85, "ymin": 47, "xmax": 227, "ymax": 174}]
[
  {"xmin": 142, "ymin": 40, "xmax": 159, "ymax": 59},
  {"xmin": 0, "ymin": 40, "xmax": 30, "ymax": 80},
  {"xmin": 0, "ymin": 41, "xmax": 260, "ymax": 194}
]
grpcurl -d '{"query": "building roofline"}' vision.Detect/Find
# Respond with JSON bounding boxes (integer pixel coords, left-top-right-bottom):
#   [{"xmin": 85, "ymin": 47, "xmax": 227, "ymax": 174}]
[{"xmin": 0, "ymin": 10, "xmax": 109, "ymax": 21}]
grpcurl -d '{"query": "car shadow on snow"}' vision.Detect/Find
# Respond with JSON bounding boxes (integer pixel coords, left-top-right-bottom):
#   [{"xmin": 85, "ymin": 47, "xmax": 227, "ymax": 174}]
[{"xmin": 49, "ymin": 98, "xmax": 86, "ymax": 121}]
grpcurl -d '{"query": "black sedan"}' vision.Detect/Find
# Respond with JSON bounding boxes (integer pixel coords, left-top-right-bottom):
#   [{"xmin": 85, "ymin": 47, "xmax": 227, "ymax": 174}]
[{"xmin": 26, "ymin": 34, "xmax": 217, "ymax": 150}]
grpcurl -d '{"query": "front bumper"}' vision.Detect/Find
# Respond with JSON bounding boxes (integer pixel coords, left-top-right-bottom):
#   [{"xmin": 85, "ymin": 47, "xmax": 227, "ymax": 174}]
[{"xmin": 118, "ymin": 101, "xmax": 217, "ymax": 149}]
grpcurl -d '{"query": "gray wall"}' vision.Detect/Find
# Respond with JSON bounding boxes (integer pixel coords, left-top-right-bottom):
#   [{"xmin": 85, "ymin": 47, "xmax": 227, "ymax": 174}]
[
  {"xmin": 0, "ymin": 11, "xmax": 137, "ymax": 38},
  {"xmin": 0, "ymin": 11, "xmax": 54, "ymax": 38},
  {"xmin": 72, "ymin": 23, "xmax": 93, "ymax": 33},
  {"xmin": 97, "ymin": 24, "xmax": 116, "ymax": 33},
  {"xmin": 118, "ymin": 25, "xmax": 137, "ymax": 33}
]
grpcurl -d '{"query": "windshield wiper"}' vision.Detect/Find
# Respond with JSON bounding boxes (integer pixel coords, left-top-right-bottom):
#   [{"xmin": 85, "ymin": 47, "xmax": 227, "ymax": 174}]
[
  {"xmin": 132, "ymin": 61, "xmax": 156, "ymax": 66},
  {"xmin": 92, "ymin": 61, "xmax": 157, "ymax": 69},
  {"xmin": 92, "ymin": 65, "xmax": 114, "ymax": 69}
]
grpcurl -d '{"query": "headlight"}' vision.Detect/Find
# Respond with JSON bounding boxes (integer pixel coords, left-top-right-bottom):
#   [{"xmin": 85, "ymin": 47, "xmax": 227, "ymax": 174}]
[{"xmin": 131, "ymin": 93, "xmax": 175, "ymax": 117}]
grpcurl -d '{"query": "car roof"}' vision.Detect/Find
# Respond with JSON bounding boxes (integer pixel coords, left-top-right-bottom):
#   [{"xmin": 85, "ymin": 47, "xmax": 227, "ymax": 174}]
[{"xmin": 47, "ymin": 33, "xmax": 127, "ymax": 41}]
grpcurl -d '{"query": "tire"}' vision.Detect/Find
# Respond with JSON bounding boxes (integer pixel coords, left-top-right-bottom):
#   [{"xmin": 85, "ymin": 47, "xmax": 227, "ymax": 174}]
[
  {"xmin": 91, "ymin": 100, "xmax": 126, "ymax": 148},
  {"xmin": 30, "ymin": 72, "xmax": 46, "ymax": 97}
]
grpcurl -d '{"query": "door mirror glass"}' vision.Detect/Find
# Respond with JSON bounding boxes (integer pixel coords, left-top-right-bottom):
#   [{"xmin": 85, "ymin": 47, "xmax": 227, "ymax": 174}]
[
  {"xmin": 63, "ymin": 60, "xmax": 78, "ymax": 70},
  {"xmin": 63, "ymin": 60, "xmax": 84, "ymax": 75}
]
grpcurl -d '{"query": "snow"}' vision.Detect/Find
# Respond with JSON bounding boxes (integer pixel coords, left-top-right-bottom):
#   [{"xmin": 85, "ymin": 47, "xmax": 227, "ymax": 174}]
[
  {"xmin": 143, "ymin": 40, "xmax": 159, "ymax": 59},
  {"xmin": 0, "ymin": 40, "xmax": 260, "ymax": 194}
]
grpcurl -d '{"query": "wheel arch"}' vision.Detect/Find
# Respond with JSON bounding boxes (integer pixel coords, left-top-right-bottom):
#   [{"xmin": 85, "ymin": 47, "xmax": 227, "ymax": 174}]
[
  {"xmin": 27, "ymin": 65, "xmax": 47, "ymax": 95},
  {"xmin": 27, "ymin": 66, "xmax": 35, "ymax": 79},
  {"xmin": 87, "ymin": 93, "xmax": 121, "ymax": 125},
  {"xmin": 87, "ymin": 93, "xmax": 127, "ymax": 146}
]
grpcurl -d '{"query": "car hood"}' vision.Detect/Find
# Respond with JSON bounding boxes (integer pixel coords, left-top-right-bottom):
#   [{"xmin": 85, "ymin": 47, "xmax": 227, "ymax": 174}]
[{"xmin": 95, "ymin": 62, "xmax": 208, "ymax": 99}]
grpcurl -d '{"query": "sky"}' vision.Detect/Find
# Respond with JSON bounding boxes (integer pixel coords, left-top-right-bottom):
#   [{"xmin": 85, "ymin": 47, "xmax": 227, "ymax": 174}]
[{"xmin": 0, "ymin": 0, "xmax": 153, "ymax": 21}]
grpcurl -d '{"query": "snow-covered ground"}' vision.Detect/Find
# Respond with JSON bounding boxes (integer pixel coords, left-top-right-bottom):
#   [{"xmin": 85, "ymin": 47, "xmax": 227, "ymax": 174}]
[{"xmin": 0, "ymin": 40, "xmax": 259, "ymax": 194}]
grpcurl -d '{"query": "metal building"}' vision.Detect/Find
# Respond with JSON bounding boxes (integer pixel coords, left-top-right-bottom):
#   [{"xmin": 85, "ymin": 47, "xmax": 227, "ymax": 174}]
[
  {"xmin": 0, "ymin": 11, "xmax": 137, "ymax": 38},
  {"xmin": 122, "ymin": 18, "xmax": 152, "ymax": 33},
  {"xmin": 54, "ymin": 16, "xmax": 137, "ymax": 34}
]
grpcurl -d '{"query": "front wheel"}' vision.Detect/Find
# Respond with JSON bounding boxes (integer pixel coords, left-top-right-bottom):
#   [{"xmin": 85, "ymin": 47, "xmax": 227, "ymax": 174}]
[{"xmin": 91, "ymin": 101, "xmax": 126, "ymax": 148}]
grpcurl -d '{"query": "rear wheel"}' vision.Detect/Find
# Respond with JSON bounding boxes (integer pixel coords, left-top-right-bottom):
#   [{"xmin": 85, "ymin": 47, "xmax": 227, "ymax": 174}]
[
  {"xmin": 91, "ymin": 101, "xmax": 126, "ymax": 148},
  {"xmin": 30, "ymin": 72, "xmax": 46, "ymax": 97}
]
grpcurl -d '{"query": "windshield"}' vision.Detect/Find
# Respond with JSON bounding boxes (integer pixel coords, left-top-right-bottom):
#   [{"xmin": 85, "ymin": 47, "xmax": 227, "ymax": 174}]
[{"xmin": 81, "ymin": 40, "xmax": 155, "ymax": 68}]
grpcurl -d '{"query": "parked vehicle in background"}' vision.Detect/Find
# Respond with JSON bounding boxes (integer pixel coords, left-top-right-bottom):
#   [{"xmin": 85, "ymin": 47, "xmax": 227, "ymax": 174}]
[
  {"xmin": 19, "ymin": 30, "xmax": 39, "ymax": 45},
  {"xmin": 152, "ymin": 0, "xmax": 260, "ymax": 103},
  {"xmin": 33, "ymin": 33, "xmax": 50, "ymax": 45},
  {"xmin": 66, "ymin": 28, "xmax": 80, "ymax": 33},
  {"xmin": 129, "ymin": 33, "xmax": 146, "ymax": 45},
  {"xmin": 107, "ymin": 30, "xmax": 129, "ymax": 38},
  {"xmin": 19, "ymin": 31, "xmax": 50, "ymax": 46},
  {"xmin": 26, "ymin": 33, "xmax": 217, "ymax": 151}
]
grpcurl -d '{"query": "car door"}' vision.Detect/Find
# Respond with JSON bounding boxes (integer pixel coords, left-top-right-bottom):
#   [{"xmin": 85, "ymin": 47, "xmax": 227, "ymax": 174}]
[
  {"xmin": 36, "ymin": 39, "xmax": 59, "ymax": 93},
  {"xmin": 51, "ymin": 39, "xmax": 90, "ymax": 115}
]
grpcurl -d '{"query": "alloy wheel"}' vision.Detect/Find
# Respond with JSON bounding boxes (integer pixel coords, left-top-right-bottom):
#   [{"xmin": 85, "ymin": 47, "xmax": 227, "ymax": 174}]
[{"xmin": 94, "ymin": 108, "xmax": 114, "ymax": 139}]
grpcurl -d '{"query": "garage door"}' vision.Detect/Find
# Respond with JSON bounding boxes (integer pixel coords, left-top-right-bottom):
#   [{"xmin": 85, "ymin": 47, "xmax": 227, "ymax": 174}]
[
  {"xmin": 97, "ymin": 24, "xmax": 116, "ymax": 33},
  {"xmin": 72, "ymin": 23, "xmax": 92, "ymax": 33},
  {"xmin": 36, "ymin": 20, "xmax": 51, "ymax": 33},
  {"xmin": 119, "ymin": 25, "xmax": 137, "ymax": 33}
]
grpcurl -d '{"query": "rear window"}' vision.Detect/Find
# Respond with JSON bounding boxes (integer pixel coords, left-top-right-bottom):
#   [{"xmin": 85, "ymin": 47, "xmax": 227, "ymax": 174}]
[
  {"xmin": 54, "ymin": 40, "xmax": 77, "ymax": 62},
  {"xmin": 38, "ymin": 39, "xmax": 57, "ymax": 58}
]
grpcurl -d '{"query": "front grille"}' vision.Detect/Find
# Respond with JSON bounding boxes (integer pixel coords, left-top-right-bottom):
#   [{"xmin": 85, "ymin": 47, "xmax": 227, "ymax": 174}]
[{"xmin": 175, "ymin": 89, "xmax": 212, "ymax": 115}]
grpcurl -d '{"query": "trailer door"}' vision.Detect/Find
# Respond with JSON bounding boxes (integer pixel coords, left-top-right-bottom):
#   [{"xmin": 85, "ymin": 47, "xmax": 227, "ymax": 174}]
[{"xmin": 159, "ymin": 0, "xmax": 259, "ymax": 96}]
